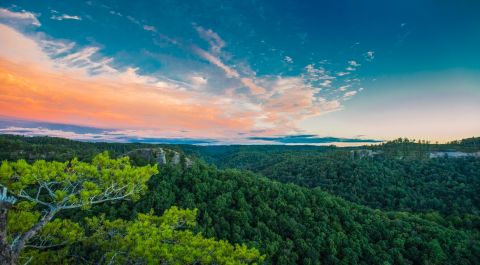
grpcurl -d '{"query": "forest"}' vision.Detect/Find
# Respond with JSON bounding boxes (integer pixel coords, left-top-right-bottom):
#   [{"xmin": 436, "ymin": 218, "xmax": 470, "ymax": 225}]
[{"xmin": 0, "ymin": 134, "xmax": 479, "ymax": 264}]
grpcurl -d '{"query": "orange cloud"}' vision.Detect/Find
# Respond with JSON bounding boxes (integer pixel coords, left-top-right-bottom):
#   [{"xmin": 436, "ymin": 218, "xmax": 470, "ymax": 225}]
[
  {"xmin": 0, "ymin": 59, "xmax": 255, "ymax": 138},
  {"xmin": 0, "ymin": 23, "xmax": 344, "ymax": 139},
  {"xmin": 262, "ymin": 77, "xmax": 340, "ymax": 131}
]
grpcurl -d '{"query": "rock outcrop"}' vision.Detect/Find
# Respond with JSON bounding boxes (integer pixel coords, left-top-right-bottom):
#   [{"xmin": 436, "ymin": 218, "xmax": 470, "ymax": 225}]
[
  {"xmin": 350, "ymin": 149, "xmax": 382, "ymax": 159},
  {"xmin": 125, "ymin": 148, "xmax": 193, "ymax": 167},
  {"xmin": 429, "ymin": 151, "xmax": 480, "ymax": 159}
]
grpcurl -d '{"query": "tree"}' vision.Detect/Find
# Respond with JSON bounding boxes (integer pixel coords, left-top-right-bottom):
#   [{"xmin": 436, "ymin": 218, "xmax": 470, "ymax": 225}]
[
  {"xmin": 83, "ymin": 206, "xmax": 264, "ymax": 264},
  {"xmin": 0, "ymin": 152, "xmax": 158, "ymax": 264}
]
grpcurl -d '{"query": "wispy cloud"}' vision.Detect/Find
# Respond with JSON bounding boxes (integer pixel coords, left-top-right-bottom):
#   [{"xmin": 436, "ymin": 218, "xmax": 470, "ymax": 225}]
[
  {"xmin": 0, "ymin": 8, "xmax": 41, "ymax": 26},
  {"xmin": 191, "ymin": 32, "xmax": 266, "ymax": 95},
  {"xmin": 190, "ymin": 26, "xmax": 367, "ymax": 133},
  {"xmin": 284, "ymin": 56, "xmax": 293, "ymax": 64},
  {"xmin": 109, "ymin": 10, "xmax": 123, "ymax": 17},
  {"xmin": 0, "ymin": 24, "xmax": 253, "ymax": 138},
  {"xmin": 194, "ymin": 25, "xmax": 225, "ymax": 54},
  {"xmin": 257, "ymin": 77, "xmax": 341, "ymax": 131},
  {"xmin": 343, "ymin": 90, "xmax": 357, "ymax": 99},
  {"xmin": 0, "ymin": 125, "xmax": 215, "ymax": 144},
  {"xmin": 188, "ymin": 74, "xmax": 208, "ymax": 86},
  {"xmin": 50, "ymin": 14, "xmax": 82, "ymax": 21},
  {"xmin": 192, "ymin": 46, "xmax": 240, "ymax": 78},
  {"xmin": 364, "ymin": 51, "xmax": 375, "ymax": 61},
  {"xmin": 0, "ymin": 118, "xmax": 381, "ymax": 145},
  {"xmin": 305, "ymin": 64, "xmax": 336, "ymax": 81},
  {"xmin": 338, "ymin": 85, "xmax": 351, "ymax": 91},
  {"xmin": 40, "ymin": 39, "xmax": 75, "ymax": 55},
  {"xmin": 249, "ymin": 134, "xmax": 381, "ymax": 144},
  {"xmin": 0, "ymin": 126, "xmax": 117, "ymax": 142},
  {"xmin": 348, "ymin": 60, "xmax": 361, "ymax": 67},
  {"xmin": 57, "ymin": 46, "xmax": 117, "ymax": 75},
  {"xmin": 0, "ymin": 19, "xmax": 368, "ymax": 140},
  {"xmin": 126, "ymin": 15, "xmax": 141, "ymax": 25},
  {"xmin": 143, "ymin": 25, "xmax": 156, "ymax": 32}
]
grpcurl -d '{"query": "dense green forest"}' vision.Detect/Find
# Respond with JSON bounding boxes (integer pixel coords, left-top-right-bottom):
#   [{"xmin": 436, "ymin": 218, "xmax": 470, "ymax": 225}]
[
  {"xmin": 0, "ymin": 135, "xmax": 479, "ymax": 264},
  {"xmin": 0, "ymin": 152, "xmax": 263, "ymax": 264},
  {"xmin": 186, "ymin": 145, "xmax": 480, "ymax": 217}
]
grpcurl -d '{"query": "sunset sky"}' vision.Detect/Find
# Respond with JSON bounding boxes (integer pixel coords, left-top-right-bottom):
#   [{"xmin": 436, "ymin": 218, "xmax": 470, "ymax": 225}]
[{"xmin": 0, "ymin": 0, "xmax": 479, "ymax": 144}]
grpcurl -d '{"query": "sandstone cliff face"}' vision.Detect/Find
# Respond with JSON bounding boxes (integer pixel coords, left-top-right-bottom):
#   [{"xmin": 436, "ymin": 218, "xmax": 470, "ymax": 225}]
[
  {"xmin": 125, "ymin": 148, "xmax": 193, "ymax": 167},
  {"xmin": 429, "ymin": 151, "xmax": 480, "ymax": 159}
]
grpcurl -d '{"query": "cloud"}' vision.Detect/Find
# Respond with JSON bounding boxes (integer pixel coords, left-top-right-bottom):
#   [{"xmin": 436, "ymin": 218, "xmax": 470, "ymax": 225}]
[
  {"xmin": 338, "ymin": 85, "xmax": 351, "ymax": 91},
  {"xmin": 0, "ymin": 24, "xmax": 257, "ymax": 139},
  {"xmin": 189, "ymin": 74, "xmax": 208, "ymax": 86},
  {"xmin": 240, "ymin": 77, "xmax": 266, "ymax": 95},
  {"xmin": 50, "ymin": 14, "xmax": 82, "ymax": 21},
  {"xmin": 0, "ymin": 57, "xmax": 256, "ymax": 138},
  {"xmin": 343, "ymin": 90, "xmax": 358, "ymax": 99},
  {"xmin": 143, "ymin": 25, "xmax": 156, "ymax": 32},
  {"xmin": 305, "ymin": 64, "xmax": 336, "ymax": 81},
  {"xmin": 126, "ymin": 15, "xmax": 141, "ymax": 25},
  {"xmin": 348, "ymin": 60, "xmax": 361, "ymax": 67},
  {"xmin": 260, "ymin": 77, "xmax": 341, "ymax": 131},
  {"xmin": 194, "ymin": 25, "xmax": 225, "ymax": 54},
  {"xmin": 249, "ymin": 134, "xmax": 381, "ymax": 144},
  {"xmin": 109, "ymin": 10, "xmax": 123, "ymax": 17},
  {"xmin": 0, "ymin": 124, "xmax": 215, "ymax": 144},
  {"xmin": 40, "ymin": 39, "xmax": 75, "ymax": 55},
  {"xmin": 0, "ymin": 126, "xmax": 117, "ymax": 142},
  {"xmin": 0, "ymin": 23, "xmax": 364, "ymax": 140},
  {"xmin": 320, "ymin": 79, "xmax": 332, "ymax": 87},
  {"xmin": 0, "ymin": 24, "xmax": 52, "ymax": 65},
  {"xmin": 0, "ymin": 24, "xmax": 116, "ymax": 76},
  {"xmin": 284, "ymin": 56, "xmax": 293, "ymax": 64},
  {"xmin": 192, "ymin": 46, "xmax": 239, "ymax": 78},
  {"xmin": 0, "ymin": 118, "xmax": 382, "ymax": 145},
  {"xmin": 192, "ymin": 45, "xmax": 266, "ymax": 95},
  {"xmin": 364, "ymin": 51, "xmax": 375, "ymax": 61},
  {"xmin": 0, "ymin": 8, "xmax": 41, "ymax": 26}
]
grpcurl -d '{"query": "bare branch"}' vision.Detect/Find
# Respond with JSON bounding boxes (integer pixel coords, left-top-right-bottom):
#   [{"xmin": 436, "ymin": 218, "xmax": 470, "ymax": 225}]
[
  {"xmin": 0, "ymin": 186, "xmax": 17, "ymax": 204},
  {"xmin": 18, "ymin": 190, "xmax": 53, "ymax": 209},
  {"xmin": 58, "ymin": 189, "xmax": 135, "ymax": 210},
  {"xmin": 12, "ymin": 209, "xmax": 57, "ymax": 255},
  {"xmin": 25, "ymin": 242, "xmax": 67, "ymax": 250}
]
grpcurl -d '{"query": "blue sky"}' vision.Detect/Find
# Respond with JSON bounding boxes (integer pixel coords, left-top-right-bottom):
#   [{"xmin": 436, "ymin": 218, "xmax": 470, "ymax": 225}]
[{"xmin": 0, "ymin": 0, "xmax": 479, "ymax": 144}]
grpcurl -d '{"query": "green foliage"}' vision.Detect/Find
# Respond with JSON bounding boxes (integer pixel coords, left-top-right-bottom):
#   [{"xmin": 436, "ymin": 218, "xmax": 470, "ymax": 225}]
[
  {"xmin": 0, "ymin": 151, "xmax": 158, "ymax": 264},
  {"xmin": 0, "ymin": 134, "xmax": 183, "ymax": 162},
  {"xmin": 16, "ymin": 206, "xmax": 263, "ymax": 265},
  {"xmin": 124, "ymin": 164, "xmax": 479, "ymax": 265},
  {"xmin": 191, "ymin": 146, "xmax": 480, "ymax": 217},
  {"xmin": 0, "ymin": 148, "xmax": 262, "ymax": 264},
  {"xmin": 0, "ymin": 151, "xmax": 158, "ymax": 211},
  {"xmin": 82, "ymin": 207, "xmax": 264, "ymax": 264},
  {"xmin": 1, "ymin": 135, "xmax": 479, "ymax": 264}
]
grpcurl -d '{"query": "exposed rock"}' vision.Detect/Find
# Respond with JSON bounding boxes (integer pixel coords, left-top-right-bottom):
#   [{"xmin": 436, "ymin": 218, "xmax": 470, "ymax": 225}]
[
  {"xmin": 185, "ymin": 157, "xmax": 194, "ymax": 167},
  {"xmin": 125, "ymin": 148, "xmax": 192, "ymax": 167},
  {"xmin": 157, "ymin": 148, "xmax": 167, "ymax": 165},
  {"xmin": 172, "ymin": 151, "xmax": 180, "ymax": 165},
  {"xmin": 350, "ymin": 149, "xmax": 382, "ymax": 159},
  {"xmin": 429, "ymin": 151, "xmax": 480, "ymax": 159}
]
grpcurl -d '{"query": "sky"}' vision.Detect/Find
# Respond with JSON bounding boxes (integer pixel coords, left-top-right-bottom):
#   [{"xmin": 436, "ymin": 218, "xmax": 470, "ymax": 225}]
[{"xmin": 0, "ymin": 0, "xmax": 479, "ymax": 144}]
